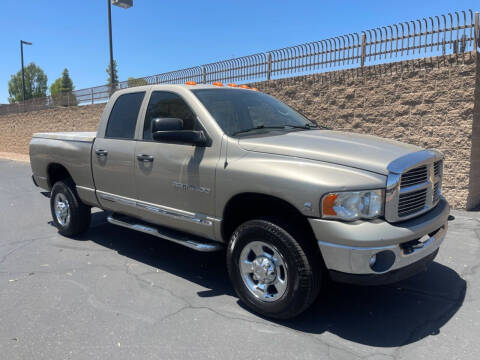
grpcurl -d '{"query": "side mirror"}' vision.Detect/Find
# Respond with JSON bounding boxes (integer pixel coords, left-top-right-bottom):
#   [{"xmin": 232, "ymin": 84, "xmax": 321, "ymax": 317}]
[
  {"xmin": 152, "ymin": 130, "xmax": 208, "ymax": 146},
  {"xmin": 151, "ymin": 118, "xmax": 208, "ymax": 146},
  {"xmin": 152, "ymin": 117, "xmax": 183, "ymax": 132}
]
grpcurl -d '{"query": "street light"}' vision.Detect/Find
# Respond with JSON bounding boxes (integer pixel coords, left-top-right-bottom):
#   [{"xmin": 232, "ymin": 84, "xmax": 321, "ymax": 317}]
[
  {"xmin": 20, "ymin": 40, "xmax": 32, "ymax": 102},
  {"xmin": 107, "ymin": 0, "xmax": 133, "ymax": 91}
]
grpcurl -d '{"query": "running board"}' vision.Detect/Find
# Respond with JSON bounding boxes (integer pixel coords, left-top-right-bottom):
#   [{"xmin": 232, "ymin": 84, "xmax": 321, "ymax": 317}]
[{"xmin": 107, "ymin": 213, "xmax": 223, "ymax": 252}]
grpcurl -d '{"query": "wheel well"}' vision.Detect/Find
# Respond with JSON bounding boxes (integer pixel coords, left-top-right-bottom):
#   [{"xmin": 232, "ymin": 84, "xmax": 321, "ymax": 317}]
[
  {"xmin": 47, "ymin": 163, "xmax": 72, "ymax": 189},
  {"xmin": 221, "ymin": 193, "xmax": 315, "ymax": 243}
]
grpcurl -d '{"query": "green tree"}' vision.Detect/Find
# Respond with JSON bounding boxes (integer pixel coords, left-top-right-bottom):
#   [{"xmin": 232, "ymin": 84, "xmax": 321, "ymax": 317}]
[
  {"xmin": 127, "ymin": 77, "xmax": 148, "ymax": 88},
  {"xmin": 106, "ymin": 60, "xmax": 119, "ymax": 91},
  {"xmin": 50, "ymin": 68, "xmax": 77, "ymax": 106},
  {"xmin": 8, "ymin": 62, "xmax": 48, "ymax": 103},
  {"xmin": 50, "ymin": 78, "xmax": 62, "ymax": 96}
]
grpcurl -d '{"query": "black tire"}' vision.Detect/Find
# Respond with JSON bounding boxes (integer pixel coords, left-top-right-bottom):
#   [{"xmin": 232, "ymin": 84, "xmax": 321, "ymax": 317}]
[
  {"xmin": 50, "ymin": 179, "xmax": 91, "ymax": 237},
  {"xmin": 227, "ymin": 218, "xmax": 322, "ymax": 319}
]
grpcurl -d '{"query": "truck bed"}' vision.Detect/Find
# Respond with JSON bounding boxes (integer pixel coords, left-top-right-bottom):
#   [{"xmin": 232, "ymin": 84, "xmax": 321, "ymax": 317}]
[
  {"xmin": 30, "ymin": 131, "xmax": 98, "ymax": 207},
  {"xmin": 32, "ymin": 132, "xmax": 96, "ymax": 143}
]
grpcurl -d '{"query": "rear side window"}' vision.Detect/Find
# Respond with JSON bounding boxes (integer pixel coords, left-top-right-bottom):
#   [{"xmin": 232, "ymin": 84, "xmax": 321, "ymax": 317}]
[
  {"xmin": 105, "ymin": 92, "xmax": 145, "ymax": 139},
  {"xmin": 143, "ymin": 91, "xmax": 196, "ymax": 140}
]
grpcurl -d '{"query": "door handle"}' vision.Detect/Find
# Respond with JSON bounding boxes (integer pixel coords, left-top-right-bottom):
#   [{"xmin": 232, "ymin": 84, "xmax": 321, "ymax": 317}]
[
  {"xmin": 95, "ymin": 149, "xmax": 108, "ymax": 157},
  {"xmin": 136, "ymin": 154, "xmax": 154, "ymax": 162}
]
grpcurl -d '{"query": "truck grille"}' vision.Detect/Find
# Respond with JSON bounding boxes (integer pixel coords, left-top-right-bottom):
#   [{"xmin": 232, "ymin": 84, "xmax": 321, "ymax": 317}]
[
  {"xmin": 434, "ymin": 160, "xmax": 442, "ymax": 177},
  {"xmin": 385, "ymin": 151, "xmax": 443, "ymax": 222},
  {"xmin": 400, "ymin": 166, "xmax": 428, "ymax": 188},
  {"xmin": 398, "ymin": 188, "xmax": 427, "ymax": 217},
  {"xmin": 433, "ymin": 182, "xmax": 440, "ymax": 203},
  {"xmin": 396, "ymin": 162, "xmax": 442, "ymax": 219}
]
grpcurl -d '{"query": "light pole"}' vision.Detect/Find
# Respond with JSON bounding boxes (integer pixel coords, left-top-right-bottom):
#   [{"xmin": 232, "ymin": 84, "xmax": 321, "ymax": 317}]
[
  {"xmin": 20, "ymin": 40, "xmax": 32, "ymax": 102},
  {"xmin": 107, "ymin": 0, "xmax": 133, "ymax": 91}
]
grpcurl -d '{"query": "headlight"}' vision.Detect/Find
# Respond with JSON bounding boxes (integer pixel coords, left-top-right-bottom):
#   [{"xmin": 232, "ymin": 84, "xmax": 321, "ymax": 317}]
[{"xmin": 321, "ymin": 189, "xmax": 384, "ymax": 221}]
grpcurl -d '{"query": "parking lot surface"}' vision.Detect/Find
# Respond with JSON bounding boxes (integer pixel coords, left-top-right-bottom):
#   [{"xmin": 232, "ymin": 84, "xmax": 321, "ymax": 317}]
[{"xmin": 0, "ymin": 159, "xmax": 479, "ymax": 359}]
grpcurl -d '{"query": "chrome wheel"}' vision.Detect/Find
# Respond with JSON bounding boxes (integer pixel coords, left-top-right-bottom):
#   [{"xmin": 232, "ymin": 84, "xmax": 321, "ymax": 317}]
[
  {"xmin": 239, "ymin": 241, "xmax": 288, "ymax": 302},
  {"xmin": 54, "ymin": 193, "xmax": 70, "ymax": 226}
]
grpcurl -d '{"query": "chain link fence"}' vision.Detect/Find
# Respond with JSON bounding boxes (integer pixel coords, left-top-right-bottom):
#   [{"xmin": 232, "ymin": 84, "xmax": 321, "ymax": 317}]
[{"xmin": 1, "ymin": 10, "xmax": 479, "ymax": 116}]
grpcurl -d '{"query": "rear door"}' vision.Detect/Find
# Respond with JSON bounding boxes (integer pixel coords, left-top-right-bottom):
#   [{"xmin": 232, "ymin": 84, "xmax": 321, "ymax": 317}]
[{"xmin": 92, "ymin": 91, "xmax": 145, "ymax": 215}]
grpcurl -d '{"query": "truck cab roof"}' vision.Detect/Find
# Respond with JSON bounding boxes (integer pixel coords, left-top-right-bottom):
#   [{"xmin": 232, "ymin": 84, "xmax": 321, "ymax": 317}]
[{"xmin": 114, "ymin": 83, "xmax": 255, "ymax": 95}]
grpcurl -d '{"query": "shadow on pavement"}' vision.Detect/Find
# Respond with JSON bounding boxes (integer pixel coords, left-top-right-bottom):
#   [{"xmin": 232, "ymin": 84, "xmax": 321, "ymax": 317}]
[
  {"xmin": 272, "ymin": 261, "xmax": 466, "ymax": 347},
  {"xmin": 79, "ymin": 211, "xmax": 466, "ymax": 348}
]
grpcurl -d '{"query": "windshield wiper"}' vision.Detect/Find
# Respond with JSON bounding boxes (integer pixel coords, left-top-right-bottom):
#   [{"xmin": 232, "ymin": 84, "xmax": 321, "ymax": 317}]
[
  {"xmin": 231, "ymin": 125, "xmax": 287, "ymax": 136},
  {"xmin": 284, "ymin": 123, "xmax": 319, "ymax": 129},
  {"xmin": 231, "ymin": 123, "xmax": 324, "ymax": 136},
  {"xmin": 290, "ymin": 123, "xmax": 331, "ymax": 130}
]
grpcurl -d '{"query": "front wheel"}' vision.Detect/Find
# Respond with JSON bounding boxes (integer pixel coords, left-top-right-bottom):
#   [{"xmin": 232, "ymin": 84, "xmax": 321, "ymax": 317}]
[
  {"xmin": 227, "ymin": 218, "xmax": 321, "ymax": 319},
  {"xmin": 50, "ymin": 180, "xmax": 91, "ymax": 237}
]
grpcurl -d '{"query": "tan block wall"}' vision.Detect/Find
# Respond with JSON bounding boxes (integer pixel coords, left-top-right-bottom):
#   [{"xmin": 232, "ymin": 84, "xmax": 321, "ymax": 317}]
[
  {"xmin": 252, "ymin": 54, "xmax": 478, "ymax": 209},
  {"xmin": 0, "ymin": 104, "xmax": 104, "ymax": 154},
  {"xmin": 0, "ymin": 54, "xmax": 477, "ymax": 209}
]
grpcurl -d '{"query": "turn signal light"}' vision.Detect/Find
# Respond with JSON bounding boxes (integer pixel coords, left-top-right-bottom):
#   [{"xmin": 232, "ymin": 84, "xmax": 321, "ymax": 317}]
[
  {"xmin": 227, "ymin": 83, "xmax": 238, "ymax": 87},
  {"xmin": 185, "ymin": 81, "xmax": 196, "ymax": 85},
  {"xmin": 322, "ymin": 194, "xmax": 338, "ymax": 216},
  {"xmin": 239, "ymin": 84, "xmax": 250, "ymax": 89},
  {"xmin": 212, "ymin": 82, "xmax": 223, "ymax": 86}
]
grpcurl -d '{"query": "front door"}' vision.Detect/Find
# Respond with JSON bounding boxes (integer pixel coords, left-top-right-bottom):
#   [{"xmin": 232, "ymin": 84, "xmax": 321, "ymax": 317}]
[
  {"xmin": 133, "ymin": 91, "xmax": 217, "ymax": 238},
  {"xmin": 92, "ymin": 91, "xmax": 145, "ymax": 215}
]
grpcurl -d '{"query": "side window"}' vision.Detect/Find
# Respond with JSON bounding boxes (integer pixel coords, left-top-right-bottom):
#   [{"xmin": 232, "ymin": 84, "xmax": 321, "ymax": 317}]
[
  {"xmin": 105, "ymin": 92, "xmax": 145, "ymax": 139},
  {"xmin": 143, "ymin": 91, "xmax": 196, "ymax": 140}
]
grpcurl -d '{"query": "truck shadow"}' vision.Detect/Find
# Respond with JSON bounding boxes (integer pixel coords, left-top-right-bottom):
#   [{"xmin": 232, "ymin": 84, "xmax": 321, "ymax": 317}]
[
  {"xmin": 269, "ymin": 263, "xmax": 466, "ymax": 347},
  {"xmin": 81, "ymin": 211, "xmax": 466, "ymax": 348}
]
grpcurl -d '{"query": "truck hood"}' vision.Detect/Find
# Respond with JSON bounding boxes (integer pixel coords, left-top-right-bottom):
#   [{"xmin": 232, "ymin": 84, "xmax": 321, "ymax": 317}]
[{"xmin": 237, "ymin": 130, "xmax": 422, "ymax": 175}]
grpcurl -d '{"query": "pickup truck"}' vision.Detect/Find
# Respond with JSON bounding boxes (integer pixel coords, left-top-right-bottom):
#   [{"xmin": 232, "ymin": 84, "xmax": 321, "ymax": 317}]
[{"xmin": 30, "ymin": 83, "xmax": 449, "ymax": 319}]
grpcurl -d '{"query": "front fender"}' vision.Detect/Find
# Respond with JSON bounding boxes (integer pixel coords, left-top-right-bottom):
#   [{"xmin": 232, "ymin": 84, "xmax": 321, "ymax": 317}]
[{"xmin": 215, "ymin": 143, "xmax": 387, "ymax": 220}]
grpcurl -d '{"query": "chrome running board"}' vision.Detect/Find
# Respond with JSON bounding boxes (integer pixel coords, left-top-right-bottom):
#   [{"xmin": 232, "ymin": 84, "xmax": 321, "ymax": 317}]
[{"xmin": 107, "ymin": 213, "xmax": 223, "ymax": 252}]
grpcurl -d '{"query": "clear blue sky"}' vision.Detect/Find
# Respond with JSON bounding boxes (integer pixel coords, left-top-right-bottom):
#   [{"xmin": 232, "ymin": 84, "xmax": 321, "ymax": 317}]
[{"xmin": 1, "ymin": 0, "xmax": 479, "ymax": 103}]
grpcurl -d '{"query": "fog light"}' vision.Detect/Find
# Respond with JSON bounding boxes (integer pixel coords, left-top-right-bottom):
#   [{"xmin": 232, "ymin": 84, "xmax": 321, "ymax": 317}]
[
  {"xmin": 369, "ymin": 254, "xmax": 377, "ymax": 267},
  {"xmin": 370, "ymin": 250, "xmax": 396, "ymax": 273}
]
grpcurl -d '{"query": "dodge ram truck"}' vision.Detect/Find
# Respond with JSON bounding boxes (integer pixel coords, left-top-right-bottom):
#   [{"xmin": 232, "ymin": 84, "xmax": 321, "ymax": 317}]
[{"xmin": 30, "ymin": 83, "xmax": 449, "ymax": 319}]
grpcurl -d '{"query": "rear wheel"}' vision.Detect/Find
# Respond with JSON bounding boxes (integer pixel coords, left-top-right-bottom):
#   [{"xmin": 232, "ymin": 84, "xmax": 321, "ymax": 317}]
[
  {"xmin": 50, "ymin": 180, "xmax": 91, "ymax": 237},
  {"xmin": 227, "ymin": 218, "xmax": 321, "ymax": 319}
]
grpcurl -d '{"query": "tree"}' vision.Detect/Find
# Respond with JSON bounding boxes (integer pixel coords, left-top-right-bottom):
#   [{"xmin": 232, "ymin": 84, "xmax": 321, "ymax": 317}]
[
  {"xmin": 106, "ymin": 60, "xmax": 119, "ymax": 92},
  {"xmin": 127, "ymin": 77, "xmax": 148, "ymax": 88},
  {"xmin": 8, "ymin": 62, "xmax": 48, "ymax": 103},
  {"xmin": 50, "ymin": 68, "xmax": 77, "ymax": 106},
  {"xmin": 61, "ymin": 68, "xmax": 74, "ymax": 93}
]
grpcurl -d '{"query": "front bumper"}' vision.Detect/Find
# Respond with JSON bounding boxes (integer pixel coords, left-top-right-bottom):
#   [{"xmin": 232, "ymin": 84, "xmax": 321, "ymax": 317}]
[{"xmin": 309, "ymin": 197, "xmax": 449, "ymax": 283}]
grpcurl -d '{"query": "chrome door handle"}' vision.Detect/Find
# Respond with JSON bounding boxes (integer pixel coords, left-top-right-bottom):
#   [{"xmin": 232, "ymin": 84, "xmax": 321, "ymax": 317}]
[
  {"xmin": 136, "ymin": 154, "xmax": 154, "ymax": 162},
  {"xmin": 95, "ymin": 149, "xmax": 108, "ymax": 157}
]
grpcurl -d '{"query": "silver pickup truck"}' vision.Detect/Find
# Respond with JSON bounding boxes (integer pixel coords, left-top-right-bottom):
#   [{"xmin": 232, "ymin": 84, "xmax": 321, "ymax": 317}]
[{"xmin": 30, "ymin": 84, "xmax": 449, "ymax": 319}]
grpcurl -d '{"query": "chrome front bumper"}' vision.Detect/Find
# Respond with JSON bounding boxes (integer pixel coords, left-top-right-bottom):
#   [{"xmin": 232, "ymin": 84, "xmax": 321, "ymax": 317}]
[{"xmin": 309, "ymin": 197, "xmax": 449, "ymax": 276}]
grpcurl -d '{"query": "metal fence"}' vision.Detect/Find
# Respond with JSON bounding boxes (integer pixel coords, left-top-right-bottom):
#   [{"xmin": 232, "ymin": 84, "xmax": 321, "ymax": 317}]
[{"xmin": 1, "ymin": 10, "xmax": 479, "ymax": 116}]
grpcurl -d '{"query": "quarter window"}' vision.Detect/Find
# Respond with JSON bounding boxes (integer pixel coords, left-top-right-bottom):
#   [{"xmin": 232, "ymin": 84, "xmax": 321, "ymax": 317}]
[
  {"xmin": 143, "ymin": 91, "xmax": 196, "ymax": 140},
  {"xmin": 105, "ymin": 92, "xmax": 145, "ymax": 139}
]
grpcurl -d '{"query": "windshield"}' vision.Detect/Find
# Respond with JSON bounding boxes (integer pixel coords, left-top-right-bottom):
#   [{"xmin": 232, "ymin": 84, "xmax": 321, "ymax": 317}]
[{"xmin": 192, "ymin": 89, "xmax": 318, "ymax": 136}]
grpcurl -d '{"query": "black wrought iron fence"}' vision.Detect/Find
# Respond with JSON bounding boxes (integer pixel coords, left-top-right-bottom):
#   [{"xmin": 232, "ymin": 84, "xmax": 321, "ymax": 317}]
[{"xmin": 1, "ymin": 10, "xmax": 478, "ymax": 116}]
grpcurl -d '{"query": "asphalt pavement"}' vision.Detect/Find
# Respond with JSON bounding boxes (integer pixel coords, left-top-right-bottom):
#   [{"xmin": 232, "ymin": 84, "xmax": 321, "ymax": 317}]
[{"xmin": 0, "ymin": 159, "xmax": 479, "ymax": 359}]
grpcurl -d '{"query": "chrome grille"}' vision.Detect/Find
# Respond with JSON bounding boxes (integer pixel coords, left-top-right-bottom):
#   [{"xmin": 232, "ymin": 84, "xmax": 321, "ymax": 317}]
[
  {"xmin": 434, "ymin": 160, "xmax": 442, "ymax": 177},
  {"xmin": 398, "ymin": 189, "xmax": 427, "ymax": 217},
  {"xmin": 385, "ymin": 150, "xmax": 444, "ymax": 222},
  {"xmin": 433, "ymin": 182, "xmax": 440, "ymax": 203},
  {"xmin": 400, "ymin": 166, "xmax": 428, "ymax": 188}
]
